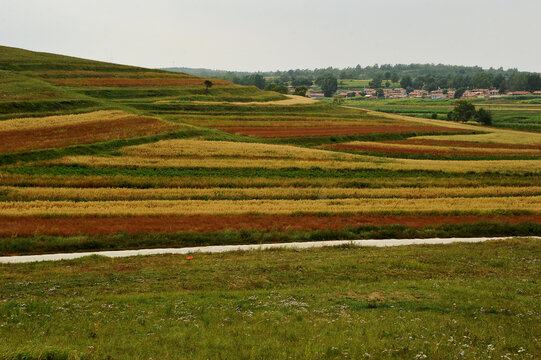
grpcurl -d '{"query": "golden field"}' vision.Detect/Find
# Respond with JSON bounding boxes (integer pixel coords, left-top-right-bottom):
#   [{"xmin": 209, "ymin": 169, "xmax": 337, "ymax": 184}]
[{"xmin": 0, "ymin": 196, "xmax": 539, "ymax": 216}]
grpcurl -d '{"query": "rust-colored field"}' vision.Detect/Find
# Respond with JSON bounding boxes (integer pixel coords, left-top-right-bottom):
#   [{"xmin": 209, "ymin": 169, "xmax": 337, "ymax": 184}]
[
  {"xmin": 0, "ymin": 116, "xmax": 181, "ymax": 152},
  {"xmin": 386, "ymin": 138, "xmax": 541, "ymax": 150},
  {"xmin": 0, "ymin": 214, "xmax": 539, "ymax": 236},
  {"xmin": 218, "ymin": 125, "xmax": 472, "ymax": 138},
  {"xmin": 326, "ymin": 143, "xmax": 540, "ymax": 157},
  {"xmin": 49, "ymin": 78, "xmax": 230, "ymax": 87}
]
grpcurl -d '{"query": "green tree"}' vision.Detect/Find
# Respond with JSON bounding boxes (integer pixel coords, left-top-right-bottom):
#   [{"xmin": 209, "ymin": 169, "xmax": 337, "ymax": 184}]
[
  {"xmin": 454, "ymin": 88, "xmax": 466, "ymax": 99},
  {"xmin": 526, "ymin": 74, "xmax": 541, "ymax": 91},
  {"xmin": 507, "ymin": 73, "xmax": 528, "ymax": 91},
  {"xmin": 293, "ymin": 86, "xmax": 308, "ymax": 97},
  {"xmin": 265, "ymin": 83, "xmax": 288, "ymax": 94},
  {"xmin": 400, "ymin": 75, "xmax": 412, "ymax": 89},
  {"xmin": 204, "ymin": 80, "xmax": 213, "ymax": 93},
  {"xmin": 369, "ymin": 73, "xmax": 384, "ymax": 88},
  {"xmin": 474, "ymin": 108, "xmax": 492, "ymax": 125},
  {"xmin": 253, "ymin": 74, "xmax": 266, "ymax": 90},
  {"xmin": 492, "ymin": 74, "xmax": 506, "ymax": 90},
  {"xmin": 471, "ymin": 72, "xmax": 492, "ymax": 89},
  {"xmin": 318, "ymin": 74, "xmax": 338, "ymax": 97},
  {"xmin": 451, "ymin": 100, "xmax": 476, "ymax": 122}
]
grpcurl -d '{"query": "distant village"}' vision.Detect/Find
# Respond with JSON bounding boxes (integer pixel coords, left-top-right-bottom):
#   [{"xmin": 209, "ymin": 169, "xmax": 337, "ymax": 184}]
[{"xmin": 307, "ymin": 87, "xmax": 541, "ymax": 100}]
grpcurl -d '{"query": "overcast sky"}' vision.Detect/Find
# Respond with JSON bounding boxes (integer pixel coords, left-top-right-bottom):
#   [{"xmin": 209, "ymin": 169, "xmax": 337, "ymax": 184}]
[{"xmin": 1, "ymin": 0, "xmax": 540, "ymax": 72}]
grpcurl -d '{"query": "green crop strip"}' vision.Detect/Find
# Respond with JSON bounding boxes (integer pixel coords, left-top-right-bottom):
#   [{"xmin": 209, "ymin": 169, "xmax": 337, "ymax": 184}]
[{"xmin": 0, "ymin": 222, "xmax": 539, "ymax": 256}]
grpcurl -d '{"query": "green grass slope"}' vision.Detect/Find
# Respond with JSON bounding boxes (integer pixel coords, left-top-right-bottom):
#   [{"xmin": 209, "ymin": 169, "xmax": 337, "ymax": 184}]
[{"xmin": 0, "ymin": 45, "xmax": 285, "ymax": 119}]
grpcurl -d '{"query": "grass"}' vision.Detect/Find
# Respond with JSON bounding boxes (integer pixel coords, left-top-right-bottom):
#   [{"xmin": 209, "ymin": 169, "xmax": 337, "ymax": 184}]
[{"xmin": 0, "ymin": 238, "xmax": 539, "ymax": 359}]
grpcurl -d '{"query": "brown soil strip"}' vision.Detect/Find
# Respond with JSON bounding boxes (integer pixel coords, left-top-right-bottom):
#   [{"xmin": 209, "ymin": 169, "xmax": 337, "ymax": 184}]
[
  {"xmin": 326, "ymin": 144, "xmax": 539, "ymax": 157},
  {"xmin": 0, "ymin": 214, "xmax": 539, "ymax": 236},
  {"xmin": 386, "ymin": 139, "xmax": 541, "ymax": 149},
  {"xmin": 0, "ymin": 117, "xmax": 180, "ymax": 152},
  {"xmin": 49, "ymin": 78, "xmax": 230, "ymax": 86},
  {"xmin": 218, "ymin": 125, "xmax": 471, "ymax": 138}
]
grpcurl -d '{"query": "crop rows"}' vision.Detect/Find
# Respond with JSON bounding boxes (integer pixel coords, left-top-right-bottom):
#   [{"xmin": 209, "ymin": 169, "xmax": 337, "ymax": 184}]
[
  {"xmin": 326, "ymin": 141, "xmax": 541, "ymax": 157},
  {"xmin": 47, "ymin": 152, "xmax": 541, "ymax": 173},
  {"xmin": 4, "ymin": 185, "xmax": 540, "ymax": 201},
  {"xmin": 1, "ymin": 52, "xmax": 540, "ymax": 254},
  {"xmin": 1, "ymin": 196, "xmax": 539, "ymax": 216},
  {"xmin": 0, "ymin": 111, "xmax": 185, "ymax": 153},
  {"xmin": 48, "ymin": 77, "xmax": 231, "ymax": 87}
]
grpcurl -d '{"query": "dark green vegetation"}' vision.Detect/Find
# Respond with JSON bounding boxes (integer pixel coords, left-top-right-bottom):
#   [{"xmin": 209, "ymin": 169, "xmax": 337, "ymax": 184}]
[
  {"xmin": 166, "ymin": 63, "xmax": 541, "ymax": 93},
  {"xmin": 1, "ymin": 239, "xmax": 540, "ymax": 359},
  {"xmin": 1, "ymin": 222, "xmax": 540, "ymax": 256}
]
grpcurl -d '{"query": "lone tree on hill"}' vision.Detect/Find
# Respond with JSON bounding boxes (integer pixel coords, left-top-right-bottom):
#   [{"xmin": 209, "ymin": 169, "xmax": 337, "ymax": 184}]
[{"xmin": 204, "ymin": 80, "xmax": 213, "ymax": 93}]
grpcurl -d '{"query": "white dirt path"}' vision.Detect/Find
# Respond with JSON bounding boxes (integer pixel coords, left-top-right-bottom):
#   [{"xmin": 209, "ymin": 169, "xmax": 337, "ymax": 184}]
[{"xmin": 1, "ymin": 237, "xmax": 538, "ymax": 264}]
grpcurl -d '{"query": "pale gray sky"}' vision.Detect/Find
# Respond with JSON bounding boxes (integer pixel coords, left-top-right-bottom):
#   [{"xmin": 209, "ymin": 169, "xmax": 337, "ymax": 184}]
[{"xmin": 1, "ymin": 0, "xmax": 540, "ymax": 72}]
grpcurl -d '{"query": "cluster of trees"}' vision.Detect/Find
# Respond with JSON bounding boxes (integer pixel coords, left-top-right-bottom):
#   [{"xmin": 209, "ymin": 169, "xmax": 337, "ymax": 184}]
[
  {"xmin": 447, "ymin": 100, "xmax": 492, "ymax": 125},
  {"xmin": 264, "ymin": 83, "xmax": 288, "ymax": 94},
  {"xmin": 165, "ymin": 64, "xmax": 540, "ymax": 95},
  {"xmin": 397, "ymin": 72, "xmax": 541, "ymax": 94}
]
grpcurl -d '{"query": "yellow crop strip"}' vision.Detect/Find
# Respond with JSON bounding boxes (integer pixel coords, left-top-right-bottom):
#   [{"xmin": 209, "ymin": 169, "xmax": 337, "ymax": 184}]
[
  {"xmin": 0, "ymin": 110, "xmax": 131, "ymax": 131},
  {"xmin": 0, "ymin": 196, "xmax": 539, "ymax": 216},
  {"xmin": 416, "ymin": 132, "xmax": 541, "ymax": 145},
  {"xmin": 3, "ymin": 186, "xmax": 541, "ymax": 201},
  {"xmin": 121, "ymin": 139, "xmax": 363, "ymax": 160},
  {"xmin": 49, "ymin": 154, "xmax": 541, "ymax": 173}
]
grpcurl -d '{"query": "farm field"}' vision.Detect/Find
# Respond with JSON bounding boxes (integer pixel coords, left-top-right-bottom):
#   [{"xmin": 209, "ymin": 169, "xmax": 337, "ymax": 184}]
[
  {"xmin": 1, "ymin": 45, "xmax": 541, "ymax": 359},
  {"xmin": 340, "ymin": 97, "xmax": 541, "ymax": 132},
  {"xmin": 1, "ymin": 46, "xmax": 540, "ymax": 256}
]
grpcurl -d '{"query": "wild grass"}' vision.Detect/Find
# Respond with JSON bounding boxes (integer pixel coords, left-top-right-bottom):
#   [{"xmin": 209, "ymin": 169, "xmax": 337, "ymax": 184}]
[{"xmin": 0, "ymin": 239, "xmax": 539, "ymax": 359}]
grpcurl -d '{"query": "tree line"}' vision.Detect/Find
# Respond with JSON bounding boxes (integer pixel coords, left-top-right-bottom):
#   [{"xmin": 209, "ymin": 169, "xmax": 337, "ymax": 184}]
[{"xmin": 164, "ymin": 64, "xmax": 541, "ymax": 94}]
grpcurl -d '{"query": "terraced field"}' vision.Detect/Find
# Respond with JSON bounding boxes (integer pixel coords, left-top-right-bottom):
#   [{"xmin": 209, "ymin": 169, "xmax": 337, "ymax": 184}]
[
  {"xmin": 341, "ymin": 97, "xmax": 541, "ymax": 132},
  {"xmin": 1, "ymin": 46, "xmax": 540, "ymax": 360},
  {"xmin": 0, "ymin": 45, "xmax": 540, "ymax": 257}
]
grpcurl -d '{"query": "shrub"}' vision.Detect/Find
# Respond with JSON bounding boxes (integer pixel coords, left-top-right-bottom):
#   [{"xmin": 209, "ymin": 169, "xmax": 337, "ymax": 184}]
[
  {"xmin": 475, "ymin": 108, "xmax": 493, "ymax": 125},
  {"xmin": 293, "ymin": 86, "xmax": 308, "ymax": 97}
]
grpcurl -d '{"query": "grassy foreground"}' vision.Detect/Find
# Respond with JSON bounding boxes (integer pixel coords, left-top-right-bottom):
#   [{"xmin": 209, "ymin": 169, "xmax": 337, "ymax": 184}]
[{"xmin": 1, "ymin": 239, "xmax": 539, "ymax": 359}]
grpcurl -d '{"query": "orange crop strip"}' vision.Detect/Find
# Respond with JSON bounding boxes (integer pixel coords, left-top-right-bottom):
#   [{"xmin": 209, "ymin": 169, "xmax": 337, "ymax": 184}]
[
  {"xmin": 49, "ymin": 78, "xmax": 230, "ymax": 86},
  {"xmin": 385, "ymin": 138, "xmax": 541, "ymax": 150},
  {"xmin": 0, "ymin": 117, "xmax": 181, "ymax": 152},
  {"xmin": 217, "ymin": 125, "xmax": 472, "ymax": 138},
  {"xmin": 0, "ymin": 214, "xmax": 539, "ymax": 236},
  {"xmin": 326, "ymin": 144, "xmax": 540, "ymax": 157}
]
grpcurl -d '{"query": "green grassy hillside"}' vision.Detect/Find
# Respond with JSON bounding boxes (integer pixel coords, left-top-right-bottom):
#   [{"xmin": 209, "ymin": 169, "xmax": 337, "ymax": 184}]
[{"xmin": 0, "ymin": 45, "xmax": 285, "ymax": 119}]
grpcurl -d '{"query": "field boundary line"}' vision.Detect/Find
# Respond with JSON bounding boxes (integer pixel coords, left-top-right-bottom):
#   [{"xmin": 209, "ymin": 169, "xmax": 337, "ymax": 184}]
[{"xmin": 1, "ymin": 236, "xmax": 539, "ymax": 264}]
